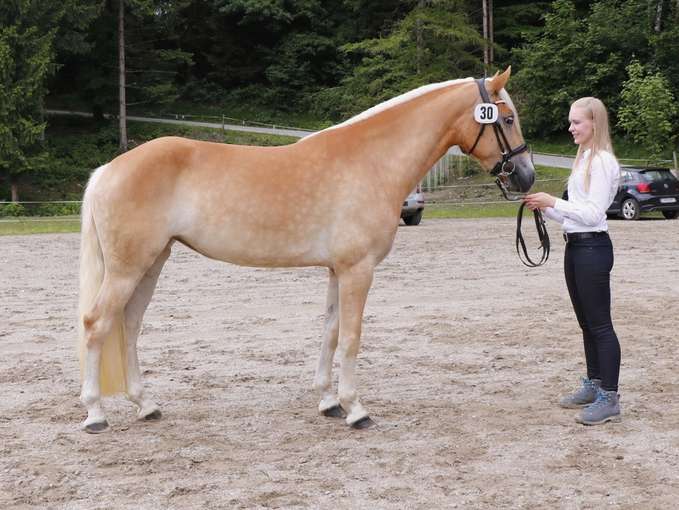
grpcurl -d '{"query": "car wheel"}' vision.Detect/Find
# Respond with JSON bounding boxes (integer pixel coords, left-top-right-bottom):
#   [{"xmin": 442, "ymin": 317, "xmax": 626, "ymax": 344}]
[
  {"xmin": 403, "ymin": 209, "xmax": 423, "ymax": 226},
  {"xmin": 662, "ymin": 210, "xmax": 679, "ymax": 219},
  {"xmin": 620, "ymin": 198, "xmax": 640, "ymax": 220}
]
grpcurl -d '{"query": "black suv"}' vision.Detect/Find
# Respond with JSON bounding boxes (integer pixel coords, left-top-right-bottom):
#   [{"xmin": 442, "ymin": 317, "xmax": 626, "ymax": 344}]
[{"xmin": 563, "ymin": 167, "xmax": 679, "ymax": 220}]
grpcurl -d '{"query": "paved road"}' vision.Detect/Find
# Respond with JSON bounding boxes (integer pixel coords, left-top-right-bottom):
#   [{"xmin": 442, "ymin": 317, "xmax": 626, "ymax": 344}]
[
  {"xmin": 46, "ymin": 109, "xmax": 575, "ymax": 168},
  {"xmin": 47, "ymin": 109, "xmax": 315, "ymax": 140}
]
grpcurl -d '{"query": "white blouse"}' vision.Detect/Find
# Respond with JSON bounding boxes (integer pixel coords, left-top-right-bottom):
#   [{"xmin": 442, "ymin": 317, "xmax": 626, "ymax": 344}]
[{"xmin": 543, "ymin": 149, "xmax": 620, "ymax": 233}]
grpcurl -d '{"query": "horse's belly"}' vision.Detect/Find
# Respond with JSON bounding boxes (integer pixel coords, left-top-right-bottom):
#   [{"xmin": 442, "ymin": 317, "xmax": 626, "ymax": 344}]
[{"xmin": 177, "ymin": 226, "xmax": 329, "ymax": 268}]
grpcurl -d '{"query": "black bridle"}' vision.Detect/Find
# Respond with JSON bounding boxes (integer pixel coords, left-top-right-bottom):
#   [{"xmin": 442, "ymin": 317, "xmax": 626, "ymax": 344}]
[{"xmin": 465, "ymin": 78, "xmax": 550, "ymax": 267}]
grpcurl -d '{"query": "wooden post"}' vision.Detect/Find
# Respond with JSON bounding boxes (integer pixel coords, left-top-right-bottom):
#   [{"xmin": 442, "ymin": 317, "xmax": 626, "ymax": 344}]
[
  {"xmin": 489, "ymin": 0, "xmax": 494, "ymax": 65},
  {"xmin": 10, "ymin": 179, "xmax": 19, "ymax": 202},
  {"xmin": 654, "ymin": 0, "xmax": 663, "ymax": 32},
  {"xmin": 118, "ymin": 0, "xmax": 128, "ymax": 152},
  {"xmin": 416, "ymin": 0, "xmax": 425, "ymax": 75},
  {"xmin": 482, "ymin": 0, "xmax": 489, "ymax": 76}
]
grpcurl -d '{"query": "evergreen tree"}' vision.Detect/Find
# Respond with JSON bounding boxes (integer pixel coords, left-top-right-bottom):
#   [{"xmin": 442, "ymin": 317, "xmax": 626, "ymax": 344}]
[
  {"xmin": 52, "ymin": 0, "xmax": 192, "ymax": 120},
  {"xmin": 317, "ymin": 0, "xmax": 484, "ymax": 119},
  {"xmin": 0, "ymin": 3, "xmax": 55, "ymax": 202}
]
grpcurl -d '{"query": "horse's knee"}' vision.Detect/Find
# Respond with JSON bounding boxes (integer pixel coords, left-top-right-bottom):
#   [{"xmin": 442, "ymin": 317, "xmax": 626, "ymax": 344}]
[{"xmin": 338, "ymin": 336, "xmax": 360, "ymax": 359}]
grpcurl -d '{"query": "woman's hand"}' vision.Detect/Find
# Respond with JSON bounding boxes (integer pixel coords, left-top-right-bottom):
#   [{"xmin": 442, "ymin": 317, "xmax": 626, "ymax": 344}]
[{"xmin": 523, "ymin": 192, "xmax": 556, "ymax": 211}]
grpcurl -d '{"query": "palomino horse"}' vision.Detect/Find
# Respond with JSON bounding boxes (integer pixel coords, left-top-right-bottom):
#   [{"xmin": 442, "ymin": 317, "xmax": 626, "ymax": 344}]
[{"xmin": 78, "ymin": 67, "xmax": 534, "ymax": 433}]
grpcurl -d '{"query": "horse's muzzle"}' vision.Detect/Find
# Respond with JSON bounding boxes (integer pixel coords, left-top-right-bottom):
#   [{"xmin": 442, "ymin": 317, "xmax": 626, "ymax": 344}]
[{"xmin": 510, "ymin": 160, "xmax": 535, "ymax": 193}]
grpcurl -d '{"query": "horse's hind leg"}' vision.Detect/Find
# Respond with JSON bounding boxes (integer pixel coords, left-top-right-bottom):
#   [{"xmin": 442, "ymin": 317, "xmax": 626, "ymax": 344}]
[
  {"xmin": 313, "ymin": 269, "xmax": 344, "ymax": 418},
  {"xmin": 81, "ymin": 273, "xmax": 143, "ymax": 433},
  {"xmin": 124, "ymin": 244, "xmax": 172, "ymax": 421}
]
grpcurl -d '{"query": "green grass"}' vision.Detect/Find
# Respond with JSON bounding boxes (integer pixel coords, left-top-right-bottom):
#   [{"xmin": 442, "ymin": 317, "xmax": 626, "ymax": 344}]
[
  {"xmin": 0, "ymin": 216, "xmax": 81, "ymax": 235},
  {"xmin": 424, "ymin": 202, "xmax": 520, "ymax": 219},
  {"xmin": 420, "ymin": 164, "xmax": 571, "ymax": 219}
]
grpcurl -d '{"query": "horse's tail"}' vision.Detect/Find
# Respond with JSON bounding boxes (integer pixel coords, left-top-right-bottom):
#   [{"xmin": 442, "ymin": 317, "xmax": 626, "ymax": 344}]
[{"xmin": 78, "ymin": 165, "xmax": 128, "ymax": 395}]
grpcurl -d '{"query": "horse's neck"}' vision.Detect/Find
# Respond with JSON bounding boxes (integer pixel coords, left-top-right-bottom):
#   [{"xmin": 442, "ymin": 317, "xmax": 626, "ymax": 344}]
[{"xmin": 342, "ymin": 84, "xmax": 471, "ymax": 201}]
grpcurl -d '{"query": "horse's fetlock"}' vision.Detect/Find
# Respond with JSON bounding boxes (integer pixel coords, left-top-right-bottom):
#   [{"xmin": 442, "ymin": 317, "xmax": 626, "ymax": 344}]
[
  {"xmin": 126, "ymin": 384, "xmax": 144, "ymax": 402},
  {"xmin": 80, "ymin": 389, "xmax": 99, "ymax": 408}
]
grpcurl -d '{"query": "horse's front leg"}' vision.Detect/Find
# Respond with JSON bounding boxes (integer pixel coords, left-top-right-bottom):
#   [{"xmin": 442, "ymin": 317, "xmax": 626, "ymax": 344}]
[
  {"xmin": 336, "ymin": 261, "xmax": 375, "ymax": 428},
  {"xmin": 313, "ymin": 269, "xmax": 343, "ymax": 417}
]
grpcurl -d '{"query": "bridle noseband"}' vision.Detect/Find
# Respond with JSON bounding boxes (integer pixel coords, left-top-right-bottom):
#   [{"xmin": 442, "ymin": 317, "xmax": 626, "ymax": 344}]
[{"xmin": 464, "ymin": 78, "xmax": 550, "ymax": 267}]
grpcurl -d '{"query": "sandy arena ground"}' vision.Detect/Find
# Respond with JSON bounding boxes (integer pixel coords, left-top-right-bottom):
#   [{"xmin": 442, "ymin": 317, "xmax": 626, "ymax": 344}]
[{"xmin": 1, "ymin": 217, "xmax": 678, "ymax": 509}]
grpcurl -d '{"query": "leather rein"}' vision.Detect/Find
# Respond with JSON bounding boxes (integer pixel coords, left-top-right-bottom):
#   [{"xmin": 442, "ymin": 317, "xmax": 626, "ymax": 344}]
[{"xmin": 466, "ymin": 78, "xmax": 550, "ymax": 268}]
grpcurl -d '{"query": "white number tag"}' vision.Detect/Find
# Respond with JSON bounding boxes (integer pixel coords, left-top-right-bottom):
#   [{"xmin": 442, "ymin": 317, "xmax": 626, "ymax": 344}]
[{"xmin": 474, "ymin": 103, "xmax": 499, "ymax": 124}]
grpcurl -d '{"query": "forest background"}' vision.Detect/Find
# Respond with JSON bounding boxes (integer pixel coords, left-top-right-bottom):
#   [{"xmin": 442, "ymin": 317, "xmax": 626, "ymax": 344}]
[{"xmin": 1, "ymin": 0, "xmax": 678, "ymax": 206}]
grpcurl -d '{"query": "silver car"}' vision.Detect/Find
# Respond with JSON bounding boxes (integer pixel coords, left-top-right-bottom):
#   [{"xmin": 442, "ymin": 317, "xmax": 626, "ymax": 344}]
[{"xmin": 401, "ymin": 183, "xmax": 425, "ymax": 225}]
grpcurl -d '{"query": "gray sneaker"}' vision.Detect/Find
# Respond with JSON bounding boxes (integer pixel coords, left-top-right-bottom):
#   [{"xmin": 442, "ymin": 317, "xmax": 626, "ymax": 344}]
[
  {"xmin": 559, "ymin": 378, "xmax": 601, "ymax": 409},
  {"xmin": 575, "ymin": 388, "xmax": 621, "ymax": 425}
]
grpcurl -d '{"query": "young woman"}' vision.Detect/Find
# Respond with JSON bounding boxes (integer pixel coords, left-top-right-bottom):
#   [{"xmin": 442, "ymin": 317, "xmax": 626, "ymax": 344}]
[{"xmin": 523, "ymin": 97, "xmax": 622, "ymax": 425}]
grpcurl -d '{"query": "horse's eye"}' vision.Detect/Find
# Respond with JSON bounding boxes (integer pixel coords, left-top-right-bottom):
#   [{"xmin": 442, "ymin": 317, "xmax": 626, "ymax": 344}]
[{"xmin": 505, "ymin": 117, "xmax": 514, "ymax": 126}]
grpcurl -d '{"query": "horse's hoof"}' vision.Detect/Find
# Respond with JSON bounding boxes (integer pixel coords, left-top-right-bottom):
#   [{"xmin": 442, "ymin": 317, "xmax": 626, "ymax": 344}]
[
  {"xmin": 321, "ymin": 405, "xmax": 346, "ymax": 418},
  {"xmin": 142, "ymin": 409, "xmax": 162, "ymax": 421},
  {"xmin": 84, "ymin": 420, "xmax": 110, "ymax": 434},
  {"xmin": 350, "ymin": 416, "xmax": 376, "ymax": 430}
]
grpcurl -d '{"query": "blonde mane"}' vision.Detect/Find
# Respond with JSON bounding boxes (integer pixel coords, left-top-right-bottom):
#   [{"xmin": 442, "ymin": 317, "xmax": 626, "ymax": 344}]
[{"xmin": 308, "ymin": 78, "xmax": 474, "ymax": 138}]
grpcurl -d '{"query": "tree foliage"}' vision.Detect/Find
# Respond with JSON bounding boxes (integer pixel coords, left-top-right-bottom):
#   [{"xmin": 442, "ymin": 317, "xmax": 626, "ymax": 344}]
[
  {"xmin": 618, "ymin": 60, "xmax": 676, "ymax": 157},
  {"xmin": 314, "ymin": 0, "xmax": 484, "ymax": 118},
  {"xmin": 0, "ymin": 0, "xmax": 99, "ymax": 200},
  {"xmin": 512, "ymin": 0, "xmax": 678, "ymax": 148},
  {"xmin": 3, "ymin": 0, "xmax": 679, "ymax": 202},
  {"xmin": 0, "ymin": 2, "xmax": 55, "ymax": 200}
]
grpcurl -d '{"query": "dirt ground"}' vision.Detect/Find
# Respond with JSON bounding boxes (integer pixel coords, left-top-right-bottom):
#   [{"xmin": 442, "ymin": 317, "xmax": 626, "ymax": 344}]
[{"xmin": 1, "ymin": 217, "xmax": 679, "ymax": 509}]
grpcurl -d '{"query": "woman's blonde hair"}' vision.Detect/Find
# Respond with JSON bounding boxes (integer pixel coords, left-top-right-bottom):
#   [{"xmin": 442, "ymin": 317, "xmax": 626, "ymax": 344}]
[{"xmin": 571, "ymin": 97, "xmax": 615, "ymax": 192}]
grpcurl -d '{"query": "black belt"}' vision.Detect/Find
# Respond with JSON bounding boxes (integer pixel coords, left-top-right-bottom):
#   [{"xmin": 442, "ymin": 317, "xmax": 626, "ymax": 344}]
[{"xmin": 562, "ymin": 231, "xmax": 609, "ymax": 243}]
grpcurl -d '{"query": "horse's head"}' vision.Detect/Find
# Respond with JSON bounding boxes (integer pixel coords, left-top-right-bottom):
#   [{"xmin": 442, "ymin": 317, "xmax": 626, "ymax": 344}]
[{"xmin": 461, "ymin": 67, "xmax": 535, "ymax": 196}]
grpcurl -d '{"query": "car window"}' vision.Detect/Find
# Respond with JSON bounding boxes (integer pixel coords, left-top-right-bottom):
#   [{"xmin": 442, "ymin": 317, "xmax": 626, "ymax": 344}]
[
  {"xmin": 625, "ymin": 171, "xmax": 645, "ymax": 183},
  {"xmin": 642, "ymin": 170, "xmax": 677, "ymax": 182},
  {"xmin": 664, "ymin": 171, "xmax": 679, "ymax": 183}
]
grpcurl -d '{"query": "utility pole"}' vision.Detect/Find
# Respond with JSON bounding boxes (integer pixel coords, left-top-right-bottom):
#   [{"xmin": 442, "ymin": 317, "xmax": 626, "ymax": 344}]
[
  {"xmin": 482, "ymin": 0, "xmax": 493, "ymax": 75},
  {"xmin": 416, "ymin": 0, "xmax": 426, "ymax": 75},
  {"xmin": 482, "ymin": 0, "xmax": 489, "ymax": 75},
  {"xmin": 118, "ymin": 0, "xmax": 128, "ymax": 152},
  {"xmin": 489, "ymin": 0, "xmax": 494, "ymax": 64},
  {"xmin": 654, "ymin": 0, "xmax": 663, "ymax": 32}
]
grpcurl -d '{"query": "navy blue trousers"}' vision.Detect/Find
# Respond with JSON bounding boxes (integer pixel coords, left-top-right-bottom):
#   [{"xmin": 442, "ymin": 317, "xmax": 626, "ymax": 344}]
[{"xmin": 564, "ymin": 235, "xmax": 621, "ymax": 391}]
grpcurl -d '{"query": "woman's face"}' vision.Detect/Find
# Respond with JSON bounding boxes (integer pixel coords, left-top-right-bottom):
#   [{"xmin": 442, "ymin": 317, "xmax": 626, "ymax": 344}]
[{"xmin": 568, "ymin": 106, "xmax": 594, "ymax": 148}]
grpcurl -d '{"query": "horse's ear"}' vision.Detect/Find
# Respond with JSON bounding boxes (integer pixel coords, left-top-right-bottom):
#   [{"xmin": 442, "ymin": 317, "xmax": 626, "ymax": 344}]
[{"xmin": 489, "ymin": 66, "xmax": 511, "ymax": 93}]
